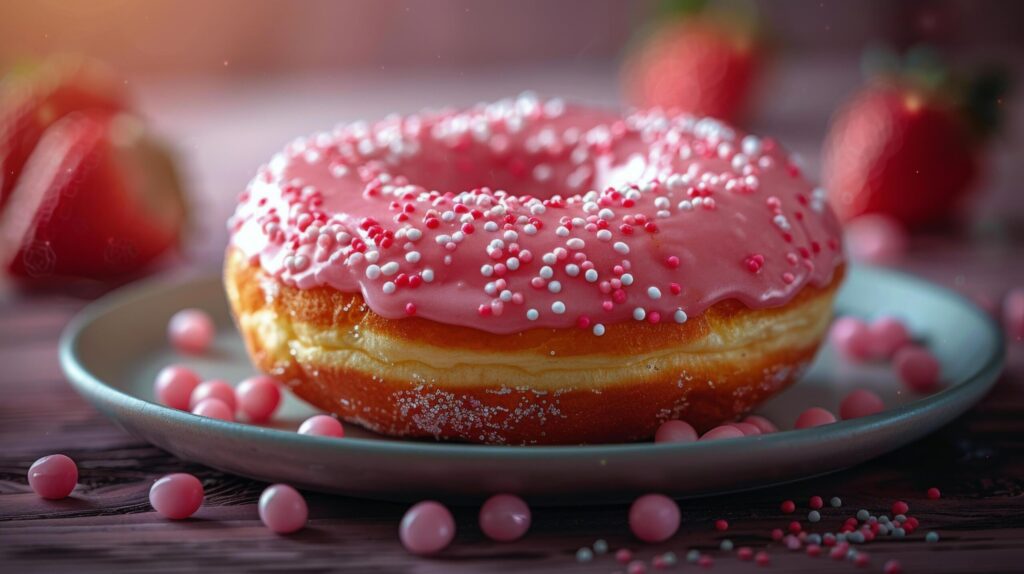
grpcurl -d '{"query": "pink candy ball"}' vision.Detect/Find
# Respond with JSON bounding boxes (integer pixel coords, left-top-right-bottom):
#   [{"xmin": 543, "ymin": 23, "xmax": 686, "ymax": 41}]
[
  {"xmin": 168, "ymin": 308, "xmax": 215, "ymax": 355},
  {"xmin": 479, "ymin": 494, "xmax": 531, "ymax": 542},
  {"xmin": 844, "ymin": 214, "xmax": 908, "ymax": 266},
  {"xmin": 629, "ymin": 494, "xmax": 680, "ymax": 543},
  {"xmin": 742, "ymin": 415, "xmax": 778, "ymax": 434},
  {"xmin": 840, "ymin": 389, "xmax": 885, "ymax": 420},
  {"xmin": 298, "ymin": 415, "xmax": 345, "ymax": 438},
  {"xmin": 830, "ymin": 316, "xmax": 872, "ymax": 361},
  {"xmin": 700, "ymin": 425, "xmax": 745, "ymax": 441},
  {"xmin": 867, "ymin": 317, "xmax": 911, "ymax": 359},
  {"xmin": 191, "ymin": 398, "xmax": 235, "ymax": 421},
  {"xmin": 1004, "ymin": 288, "xmax": 1024, "ymax": 342},
  {"xmin": 190, "ymin": 379, "xmax": 237, "ymax": 411},
  {"xmin": 236, "ymin": 376, "xmax": 281, "ymax": 423},
  {"xmin": 28, "ymin": 454, "xmax": 78, "ymax": 499},
  {"xmin": 654, "ymin": 420, "xmax": 698, "ymax": 443},
  {"xmin": 259, "ymin": 484, "xmax": 308, "ymax": 534},
  {"xmin": 154, "ymin": 365, "xmax": 201, "ymax": 410},
  {"xmin": 795, "ymin": 407, "xmax": 837, "ymax": 429},
  {"xmin": 400, "ymin": 500, "xmax": 456, "ymax": 555},
  {"xmin": 894, "ymin": 345, "xmax": 941, "ymax": 393},
  {"xmin": 728, "ymin": 422, "xmax": 762, "ymax": 436},
  {"xmin": 149, "ymin": 473, "xmax": 204, "ymax": 519}
]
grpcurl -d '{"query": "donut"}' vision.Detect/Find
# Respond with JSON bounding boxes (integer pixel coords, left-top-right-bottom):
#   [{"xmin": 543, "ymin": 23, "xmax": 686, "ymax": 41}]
[{"xmin": 225, "ymin": 94, "xmax": 844, "ymax": 445}]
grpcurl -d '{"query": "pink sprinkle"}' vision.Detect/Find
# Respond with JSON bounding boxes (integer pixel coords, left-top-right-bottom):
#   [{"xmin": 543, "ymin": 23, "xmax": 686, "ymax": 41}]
[
  {"xmin": 927, "ymin": 487, "xmax": 941, "ymax": 499},
  {"xmin": 479, "ymin": 494, "xmax": 531, "ymax": 542},
  {"xmin": 884, "ymin": 559, "xmax": 904, "ymax": 574},
  {"xmin": 785, "ymin": 534, "xmax": 801, "ymax": 550},
  {"xmin": 830, "ymin": 317, "xmax": 872, "ymax": 361},
  {"xmin": 697, "ymin": 555, "xmax": 713, "ymax": 568},
  {"xmin": 894, "ymin": 345, "xmax": 941, "ymax": 393},
  {"xmin": 737, "ymin": 547, "xmax": 754, "ymax": 561},
  {"xmin": 191, "ymin": 398, "xmax": 234, "ymax": 421},
  {"xmin": 892, "ymin": 500, "xmax": 909, "ymax": 515},
  {"xmin": 771, "ymin": 528, "xmax": 784, "ymax": 541},
  {"xmin": 629, "ymin": 494, "xmax": 681, "ymax": 542},
  {"xmin": 789, "ymin": 520, "xmax": 802, "ymax": 534},
  {"xmin": 806, "ymin": 543, "xmax": 822, "ymax": 557},
  {"xmin": 298, "ymin": 414, "xmax": 345, "ymax": 437},
  {"xmin": 755, "ymin": 551, "xmax": 771, "ymax": 566},
  {"xmin": 400, "ymin": 500, "xmax": 455, "ymax": 555},
  {"xmin": 628, "ymin": 560, "xmax": 648, "ymax": 574},
  {"xmin": 154, "ymin": 365, "xmax": 200, "ymax": 410},
  {"xmin": 829, "ymin": 543, "xmax": 849, "ymax": 560},
  {"xmin": 781, "ymin": 500, "xmax": 796, "ymax": 513},
  {"xmin": 149, "ymin": 473, "xmax": 204, "ymax": 519},
  {"xmin": 167, "ymin": 308, "xmax": 215, "ymax": 355},
  {"xmin": 654, "ymin": 420, "xmax": 698, "ymax": 443},
  {"xmin": 742, "ymin": 415, "xmax": 778, "ymax": 434},
  {"xmin": 259, "ymin": 484, "xmax": 308, "ymax": 534},
  {"xmin": 795, "ymin": 407, "xmax": 837, "ymax": 429},
  {"xmin": 855, "ymin": 552, "xmax": 871, "ymax": 567},
  {"xmin": 647, "ymin": 311, "xmax": 661, "ymax": 324},
  {"xmin": 700, "ymin": 425, "xmax": 744, "ymax": 441},
  {"xmin": 652, "ymin": 555, "xmax": 669, "ymax": 570},
  {"xmin": 727, "ymin": 422, "xmax": 762, "ymax": 436},
  {"xmin": 405, "ymin": 302, "xmax": 417, "ymax": 316},
  {"xmin": 809, "ymin": 495, "xmax": 823, "ymax": 509},
  {"xmin": 665, "ymin": 256, "xmax": 680, "ymax": 268},
  {"xmin": 1004, "ymin": 288, "xmax": 1024, "ymax": 341},
  {"xmin": 867, "ymin": 316, "xmax": 911, "ymax": 359},
  {"xmin": 236, "ymin": 375, "xmax": 281, "ymax": 423},
  {"xmin": 715, "ymin": 518, "xmax": 729, "ymax": 531},
  {"xmin": 839, "ymin": 389, "xmax": 885, "ymax": 420},
  {"xmin": 845, "ymin": 214, "xmax": 908, "ymax": 266},
  {"xmin": 28, "ymin": 454, "xmax": 77, "ymax": 499},
  {"xmin": 190, "ymin": 380, "xmax": 237, "ymax": 411},
  {"xmin": 616, "ymin": 548, "xmax": 634, "ymax": 564}
]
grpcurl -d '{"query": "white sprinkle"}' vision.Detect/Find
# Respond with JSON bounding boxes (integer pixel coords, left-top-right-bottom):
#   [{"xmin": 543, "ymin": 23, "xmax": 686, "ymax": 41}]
[
  {"xmin": 613, "ymin": 242, "xmax": 629, "ymax": 254},
  {"xmin": 382, "ymin": 281, "xmax": 396, "ymax": 294},
  {"xmin": 542, "ymin": 253, "xmax": 557, "ymax": 265},
  {"xmin": 365, "ymin": 265, "xmax": 382, "ymax": 280},
  {"xmin": 481, "ymin": 265, "xmax": 494, "ymax": 277},
  {"xmin": 523, "ymin": 224, "xmax": 538, "ymax": 235},
  {"xmin": 499, "ymin": 290, "xmax": 513, "ymax": 302},
  {"xmin": 620, "ymin": 273, "xmax": 634, "ymax": 286},
  {"xmin": 598, "ymin": 208, "xmax": 615, "ymax": 220},
  {"xmin": 633, "ymin": 307, "xmax": 646, "ymax": 321},
  {"xmin": 565, "ymin": 264, "xmax": 580, "ymax": 277},
  {"xmin": 526, "ymin": 309, "xmax": 539, "ymax": 321},
  {"xmin": 484, "ymin": 221, "xmax": 499, "ymax": 232},
  {"xmin": 380, "ymin": 262, "xmax": 400, "ymax": 276},
  {"xmin": 421, "ymin": 268, "xmax": 435, "ymax": 282},
  {"xmin": 674, "ymin": 309, "xmax": 688, "ymax": 324},
  {"xmin": 539, "ymin": 266, "xmax": 554, "ymax": 279},
  {"xmin": 551, "ymin": 301, "xmax": 566, "ymax": 314},
  {"xmin": 592, "ymin": 324, "xmax": 606, "ymax": 336},
  {"xmin": 548, "ymin": 281, "xmax": 562, "ymax": 293},
  {"xmin": 405, "ymin": 251, "xmax": 421, "ymax": 263},
  {"xmin": 656, "ymin": 210, "xmax": 671, "ymax": 218},
  {"xmin": 556, "ymin": 226, "xmax": 570, "ymax": 237},
  {"xmin": 741, "ymin": 135, "xmax": 762, "ymax": 156},
  {"xmin": 596, "ymin": 229, "xmax": 612, "ymax": 241},
  {"xmin": 654, "ymin": 197, "xmax": 670, "ymax": 209},
  {"xmin": 677, "ymin": 200, "xmax": 693, "ymax": 211},
  {"xmin": 365, "ymin": 251, "xmax": 380, "ymax": 264},
  {"xmin": 647, "ymin": 286, "xmax": 662, "ymax": 299},
  {"xmin": 566, "ymin": 238, "xmax": 585, "ymax": 250},
  {"xmin": 506, "ymin": 257, "xmax": 520, "ymax": 271},
  {"xmin": 584, "ymin": 269, "xmax": 599, "ymax": 282}
]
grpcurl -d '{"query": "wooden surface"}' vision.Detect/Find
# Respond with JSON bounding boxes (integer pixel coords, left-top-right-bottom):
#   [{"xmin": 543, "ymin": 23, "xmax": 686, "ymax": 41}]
[{"xmin": 2, "ymin": 67, "xmax": 1024, "ymax": 573}]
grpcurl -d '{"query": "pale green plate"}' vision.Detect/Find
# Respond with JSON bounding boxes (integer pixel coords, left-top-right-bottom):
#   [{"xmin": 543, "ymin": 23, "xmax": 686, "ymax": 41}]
[{"xmin": 60, "ymin": 266, "xmax": 1004, "ymax": 504}]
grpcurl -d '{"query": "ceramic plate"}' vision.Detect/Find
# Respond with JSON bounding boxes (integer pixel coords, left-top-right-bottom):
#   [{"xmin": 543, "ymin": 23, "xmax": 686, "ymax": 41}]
[{"xmin": 59, "ymin": 266, "xmax": 1004, "ymax": 505}]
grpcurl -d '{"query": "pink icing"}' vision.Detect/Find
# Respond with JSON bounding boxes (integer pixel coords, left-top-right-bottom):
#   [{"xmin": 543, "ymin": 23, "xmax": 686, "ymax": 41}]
[{"xmin": 228, "ymin": 94, "xmax": 843, "ymax": 335}]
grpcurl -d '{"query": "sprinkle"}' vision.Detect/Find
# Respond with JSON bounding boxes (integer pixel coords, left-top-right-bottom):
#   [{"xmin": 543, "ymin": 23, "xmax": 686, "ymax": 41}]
[
  {"xmin": 551, "ymin": 301, "xmax": 566, "ymax": 314},
  {"xmin": 857, "ymin": 509, "xmax": 870, "ymax": 521},
  {"xmin": 382, "ymin": 281, "xmax": 396, "ymax": 294},
  {"xmin": 584, "ymin": 269, "xmax": 599, "ymax": 282},
  {"xmin": 715, "ymin": 519, "xmax": 729, "ymax": 531},
  {"xmin": 380, "ymin": 262, "xmax": 400, "ymax": 276},
  {"xmin": 686, "ymin": 550, "xmax": 701, "ymax": 563},
  {"xmin": 405, "ymin": 251, "xmax": 421, "ymax": 263},
  {"xmin": 830, "ymin": 497, "xmax": 842, "ymax": 508},
  {"xmin": 621, "ymin": 273, "xmax": 634, "ymax": 286},
  {"xmin": 891, "ymin": 501, "xmax": 909, "ymax": 515},
  {"xmin": 592, "ymin": 323, "xmax": 605, "ymax": 336},
  {"xmin": 617, "ymin": 548, "xmax": 634, "ymax": 564},
  {"xmin": 809, "ymin": 510, "xmax": 821, "ymax": 523},
  {"xmin": 365, "ymin": 265, "xmax": 382, "ymax": 279},
  {"xmin": 927, "ymin": 487, "xmax": 941, "ymax": 499},
  {"xmin": 781, "ymin": 500, "xmax": 796, "ymax": 514},
  {"xmin": 613, "ymin": 241, "xmax": 630, "ymax": 254},
  {"xmin": 526, "ymin": 309, "xmax": 539, "ymax": 321},
  {"xmin": 593, "ymin": 539, "xmax": 609, "ymax": 554},
  {"xmin": 576, "ymin": 547, "xmax": 593, "ymax": 562},
  {"xmin": 566, "ymin": 238, "xmax": 585, "ymax": 249},
  {"xmin": 720, "ymin": 539, "xmax": 734, "ymax": 552},
  {"xmin": 665, "ymin": 255, "xmax": 680, "ymax": 268},
  {"xmin": 925, "ymin": 531, "xmax": 940, "ymax": 543},
  {"xmin": 548, "ymin": 281, "xmax": 562, "ymax": 293},
  {"xmin": 647, "ymin": 287, "xmax": 662, "ymax": 300},
  {"xmin": 633, "ymin": 308, "xmax": 646, "ymax": 321},
  {"xmin": 755, "ymin": 551, "xmax": 770, "ymax": 566},
  {"xmin": 596, "ymin": 229, "xmax": 612, "ymax": 241},
  {"xmin": 421, "ymin": 269, "xmax": 435, "ymax": 282},
  {"xmin": 809, "ymin": 495, "xmax": 823, "ymax": 509}
]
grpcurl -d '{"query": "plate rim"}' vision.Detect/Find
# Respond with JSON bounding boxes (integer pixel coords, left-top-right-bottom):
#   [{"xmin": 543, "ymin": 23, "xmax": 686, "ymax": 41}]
[{"xmin": 59, "ymin": 264, "xmax": 1006, "ymax": 461}]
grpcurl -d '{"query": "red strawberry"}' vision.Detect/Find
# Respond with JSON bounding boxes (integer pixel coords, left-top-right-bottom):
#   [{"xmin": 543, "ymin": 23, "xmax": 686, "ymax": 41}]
[
  {"xmin": 0, "ymin": 111, "xmax": 187, "ymax": 279},
  {"xmin": 823, "ymin": 50, "xmax": 1006, "ymax": 229},
  {"xmin": 623, "ymin": 15, "xmax": 760, "ymax": 122},
  {"xmin": 0, "ymin": 56, "xmax": 128, "ymax": 210}
]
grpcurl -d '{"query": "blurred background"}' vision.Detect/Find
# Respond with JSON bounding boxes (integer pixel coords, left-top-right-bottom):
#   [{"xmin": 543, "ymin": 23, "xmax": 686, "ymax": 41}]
[{"xmin": 0, "ymin": 0, "xmax": 1021, "ymax": 283}]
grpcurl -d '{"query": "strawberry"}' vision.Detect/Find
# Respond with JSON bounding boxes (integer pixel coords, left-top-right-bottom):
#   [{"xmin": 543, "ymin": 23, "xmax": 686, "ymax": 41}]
[
  {"xmin": 0, "ymin": 56, "xmax": 128, "ymax": 210},
  {"xmin": 822, "ymin": 48, "xmax": 1007, "ymax": 229},
  {"xmin": 0, "ymin": 111, "xmax": 187, "ymax": 279},
  {"xmin": 622, "ymin": 3, "xmax": 760, "ymax": 122}
]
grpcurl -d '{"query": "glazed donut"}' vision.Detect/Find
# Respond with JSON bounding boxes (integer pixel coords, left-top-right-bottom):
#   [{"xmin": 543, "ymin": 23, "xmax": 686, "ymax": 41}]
[{"xmin": 225, "ymin": 94, "xmax": 844, "ymax": 445}]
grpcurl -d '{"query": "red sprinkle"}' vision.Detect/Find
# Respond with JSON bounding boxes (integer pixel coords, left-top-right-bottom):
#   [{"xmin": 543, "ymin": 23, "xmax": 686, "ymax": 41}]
[
  {"xmin": 927, "ymin": 487, "xmax": 941, "ymax": 500},
  {"xmin": 737, "ymin": 547, "xmax": 754, "ymax": 561},
  {"xmin": 755, "ymin": 551, "xmax": 771, "ymax": 566},
  {"xmin": 404, "ymin": 303, "xmax": 417, "ymax": 316},
  {"xmin": 715, "ymin": 519, "xmax": 729, "ymax": 531},
  {"xmin": 892, "ymin": 501, "xmax": 909, "ymax": 515},
  {"xmin": 616, "ymin": 549, "xmax": 633, "ymax": 564},
  {"xmin": 884, "ymin": 559, "xmax": 904, "ymax": 574},
  {"xmin": 806, "ymin": 544, "xmax": 822, "ymax": 557},
  {"xmin": 789, "ymin": 521, "xmax": 802, "ymax": 534},
  {"xmin": 665, "ymin": 256, "xmax": 680, "ymax": 268},
  {"xmin": 809, "ymin": 495, "xmax": 823, "ymax": 510},
  {"xmin": 781, "ymin": 500, "xmax": 796, "ymax": 514},
  {"xmin": 771, "ymin": 528, "xmax": 784, "ymax": 541}
]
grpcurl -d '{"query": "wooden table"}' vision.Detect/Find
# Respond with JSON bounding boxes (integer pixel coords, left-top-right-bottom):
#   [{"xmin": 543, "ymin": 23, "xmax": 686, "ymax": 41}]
[{"xmin": 2, "ymin": 67, "xmax": 1024, "ymax": 573}]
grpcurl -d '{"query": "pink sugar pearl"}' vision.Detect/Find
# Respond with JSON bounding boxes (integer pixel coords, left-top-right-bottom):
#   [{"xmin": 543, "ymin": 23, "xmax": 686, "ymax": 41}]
[
  {"xmin": 654, "ymin": 420, "xmax": 698, "ymax": 443},
  {"xmin": 298, "ymin": 415, "xmax": 345, "ymax": 438},
  {"xmin": 844, "ymin": 214, "xmax": 907, "ymax": 266},
  {"xmin": 191, "ymin": 397, "xmax": 234, "ymax": 421},
  {"xmin": 479, "ymin": 494, "xmax": 531, "ymax": 542},
  {"xmin": 894, "ymin": 345, "xmax": 941, "ymax": 393},
  {"xmin": 700, "ymin": 425, "xmax": 744, "ymax": 441},
  {"xmin": 795, "ymin": 407, "xmax": 837, "ymax": 429},
  {"xmin": 840, "ymin": 389, "xmax": 885, "ymax": 420},
  {"xmin": 867, "ymin": 317, "xmax": 911, "ymax": 359},
  {"xmin": 259, "ymin": 484, "xmax": 308, "ymax": 534},
  {"xmin": 190, "ymin": 379, "xmax": 236, "ymax": 411},
  {"xmin": 149, "ymin": 473, "xmax": 204, "ymax": 519},
  {"xmin": 830, "ymin": 316, "xmax": 872, "ymax": 361},
  {"xmin": 28, "ymin": 454, "xmax": 78, "ymax": 499},
  {"xmin": 236, "ymin": 375, "xmax": 281, "ymax": 423},
  {"xmin": 742, "ymin": 415, "xmax": 778, "ymax": 434},
  {"xmin": 1004, "ymin": 288, "xmax": 1024, "ymax": 342},
  {"xmin": 154, "ymin": 365, "xmax": 200, "ymax": 410},
  {"xmin": 400, "ymin": 500, "xmax": 456, "ymax": 555},
  {"xmin": 629, "ymin": 493, "xmax": 680, "ymax": 542},
  {"xmin": 728, "ymin": 422, "xmax": 762, "ymax": 436},
  {"xmin": 168, "ymin": 308, "xmax": 215, "ymax": 355}
]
